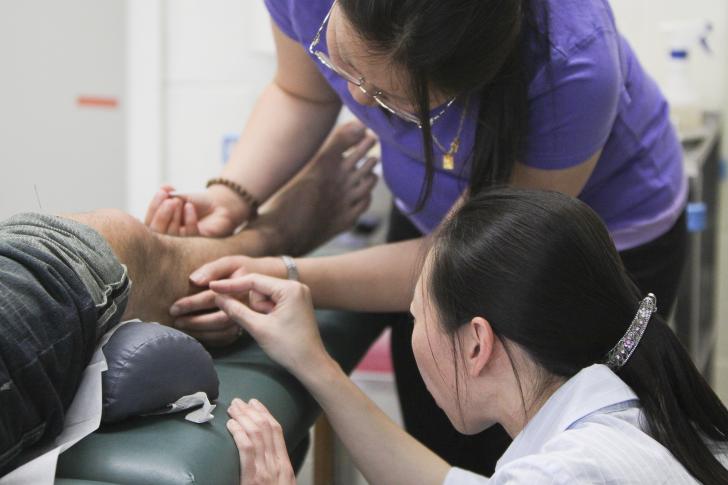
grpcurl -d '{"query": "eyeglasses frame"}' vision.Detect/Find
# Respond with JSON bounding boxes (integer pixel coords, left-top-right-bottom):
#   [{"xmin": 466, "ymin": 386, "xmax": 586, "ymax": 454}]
[{"xmin": 308, "ymin": 0, "xmax": 456, "ymax": 128}]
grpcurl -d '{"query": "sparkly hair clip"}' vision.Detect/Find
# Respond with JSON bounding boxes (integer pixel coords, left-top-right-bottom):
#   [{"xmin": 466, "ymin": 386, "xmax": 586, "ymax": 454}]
[{"xmin": 606, "ymin": 293, "xmax": 657, "ymax": 370}]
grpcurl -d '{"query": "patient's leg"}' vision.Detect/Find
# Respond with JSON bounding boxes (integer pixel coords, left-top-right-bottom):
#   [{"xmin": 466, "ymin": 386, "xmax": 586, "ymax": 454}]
[
  {"xmin": 62, "ymin": 209, "xmax": 270, "ymax": 326},
  {"xmin": 0, "ymin": 212, "xmax": 136, "ymax": 474},
  {"xmin": 0, "ymin": 204, "xmax": 332, "ymax": 474},
  {"xmin": 0, "ymin": 209, "xmax": 307, "ymax": 473}
]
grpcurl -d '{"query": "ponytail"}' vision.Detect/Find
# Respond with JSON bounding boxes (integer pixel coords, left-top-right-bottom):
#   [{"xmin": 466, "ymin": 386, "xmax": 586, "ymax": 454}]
[
  {"xmin": 619, "ymin": 315, "xmax": 728, "ymax": 484},
  {"xmin": 428, "ymin": 188, "xmax": 728, "ymax": 483}
]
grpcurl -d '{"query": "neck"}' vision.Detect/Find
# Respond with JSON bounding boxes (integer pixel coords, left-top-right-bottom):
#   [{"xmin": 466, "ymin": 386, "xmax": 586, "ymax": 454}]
[{"xmin": 497, "ymin": 375, "xmax": 565, "ymax": 438}]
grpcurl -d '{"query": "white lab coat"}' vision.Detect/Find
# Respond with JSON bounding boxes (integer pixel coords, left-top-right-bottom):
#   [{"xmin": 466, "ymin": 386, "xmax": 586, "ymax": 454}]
[{"xmin": 445, "ymin": 364, "xmax": 728, "ymax": 484}]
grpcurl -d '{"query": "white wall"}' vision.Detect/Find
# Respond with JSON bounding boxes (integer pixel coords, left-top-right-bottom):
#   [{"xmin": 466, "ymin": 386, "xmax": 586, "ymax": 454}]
[
  {"xmin": 162, "ymin": 0, "xmax": 275, "ymax": 195},
  {"xmin": 0, "ymin": 0, "xmax": 126, "ymax": 219},
  {"xmin": 126, "ymin": 0, "xmax": 163, "ymax": 218},
  {"xmin": 610, "ymin": 0, "xmax": 728, "ymax": 131}
]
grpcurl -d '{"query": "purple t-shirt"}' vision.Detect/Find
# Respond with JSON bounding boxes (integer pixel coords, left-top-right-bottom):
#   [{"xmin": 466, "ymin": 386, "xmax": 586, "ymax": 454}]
[{"xmin": 265, "ymin": 0, "xmax": 685, "ymax": 250}]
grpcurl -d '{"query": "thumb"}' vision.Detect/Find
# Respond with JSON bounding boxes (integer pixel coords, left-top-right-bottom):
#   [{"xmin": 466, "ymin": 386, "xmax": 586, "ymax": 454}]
[
  {"xmin": 215, "ymin": 294, "xmax": 266, "ymax": 336},
  {"xmin": 181, "ymin": 192, "xmax": 215, "ymax": 216}
]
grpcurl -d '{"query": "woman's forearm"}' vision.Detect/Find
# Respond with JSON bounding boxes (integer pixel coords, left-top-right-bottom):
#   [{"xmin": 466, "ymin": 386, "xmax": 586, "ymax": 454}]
[
  {"xmin": 220, "ymin": 82, "xmax": 341, "ymax": 215},
  {"xmin": 301, "ymin": 357, "xmax": 450, "ymax": 485},
  {"xmin": 297, "ymin": 237, "xmax": 430, "ymax": 312}
]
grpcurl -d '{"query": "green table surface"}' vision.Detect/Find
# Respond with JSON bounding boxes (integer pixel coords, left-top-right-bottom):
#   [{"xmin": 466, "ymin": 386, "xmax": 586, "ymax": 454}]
[{"xmin": 55, "ymin": 310, "xmax": 391, "ymax": 485}]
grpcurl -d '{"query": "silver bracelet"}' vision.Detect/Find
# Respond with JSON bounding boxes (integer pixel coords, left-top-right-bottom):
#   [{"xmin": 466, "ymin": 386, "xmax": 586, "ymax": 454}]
[{"xmin": 280, "ymin": 255, "xmax": 299, "ymax": 281}]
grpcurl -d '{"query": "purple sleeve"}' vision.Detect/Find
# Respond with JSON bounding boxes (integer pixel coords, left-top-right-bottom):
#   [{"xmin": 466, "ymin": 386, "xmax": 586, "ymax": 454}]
[
  {"xmin": 524, "ymin": 30, "xmax": 622, "ymax": 169},
  {"xmin": 264, "ymin": 0, "xmax": 299, "ymax": 42}
]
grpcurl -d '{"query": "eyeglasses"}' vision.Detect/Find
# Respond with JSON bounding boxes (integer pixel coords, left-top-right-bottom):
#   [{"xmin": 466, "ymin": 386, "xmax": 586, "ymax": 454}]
[{"xmin": 308, "ymin": 0, "xmax": 455, "ymax": 128}]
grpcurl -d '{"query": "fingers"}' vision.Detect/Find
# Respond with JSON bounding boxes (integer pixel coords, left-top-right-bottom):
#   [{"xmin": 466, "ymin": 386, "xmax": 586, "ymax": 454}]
[
  {"xmin": 170, "ymin": 288, "xmax": 244, "ymax": 347},
  {"xmin": 149, "ymin": 191, "xmax": 221, "ymax": 238},
  {"xmin": 243, "ymin": 400, "xmax": 276, "ymax": 465},
  {"xmin": 210, "ymin": 273, "xmax": 292, "ymax": 301},
  {"xmin": 228, "ymin": 399, "xmax": 281, "ymax": 464},
  {"xmin": 228, "ymin": 399, "xmax": 273, "ymax": 465},
  {"xmin": 227, "ymin": 418, "xmax": 257, "ymax": 483},
  {"xmin": 227, "ymin": 398, "xmax": 293, "ymax": 484},
  {"xmin": 184, "ymin": 324, "xmax": 242, "ymax": 347},
  {"xmin": 183, "ymin": 192, "xmax": 216, "ymax": 218},
  {"xmin": 167, "ymin": 199, "xmax": 183, "ymax": 236},
  {"xmin": 170, "ymin": 289, "xmax": 218, "ymax": 317},
  {"xmin": 174, "ymin": 309, "xmax": 234, "ymax": 331},
  {"xmin": 212, "ymin": 275, "xmax": 311, "ymax": 320},
  {"xmin": 149, "ymin": 197, "xmax": 184, "ymax": 234},
  {"xmin": 188, "ymin": 255, "xmax": 249, "ymax": 286},
  {"xmin": 144, "ymin": 188, "xmax": 172, "ymax": 226},
  {"xmin": 181, "ymin": 202, "xmax": 199, "ymax": 237},
  {"xmin": 249, "ymin": 290, "xmax": 275, "ymax": 314},
  {"xmin": 231, "ymin": 266, "xmax": 249, "ymax": 278},
  {"xmin": 249, "ymin": 399, "xmax": 288, "ymax": 459},
  {"xmin": 214, "ymin": 294, "xmax": 266, "ymax": 336}
]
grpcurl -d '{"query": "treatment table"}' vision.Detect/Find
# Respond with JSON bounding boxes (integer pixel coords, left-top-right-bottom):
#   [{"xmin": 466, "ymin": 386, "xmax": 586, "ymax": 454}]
[{"xmin": 53, "ymin": 310, "xmax": 389, "ymax": 485}]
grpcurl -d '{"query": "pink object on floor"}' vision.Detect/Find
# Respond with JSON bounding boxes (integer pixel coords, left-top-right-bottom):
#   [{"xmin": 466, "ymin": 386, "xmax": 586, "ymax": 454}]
[{"xmin": 356, "ymin": 328, "xmax": 394, "ymax": 373}]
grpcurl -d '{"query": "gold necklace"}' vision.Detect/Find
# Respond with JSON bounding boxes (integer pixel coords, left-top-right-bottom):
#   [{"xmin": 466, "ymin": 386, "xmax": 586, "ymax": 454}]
[{"xmin": 432, "ymin": 95, "xmax": 470, "ymax": 170}]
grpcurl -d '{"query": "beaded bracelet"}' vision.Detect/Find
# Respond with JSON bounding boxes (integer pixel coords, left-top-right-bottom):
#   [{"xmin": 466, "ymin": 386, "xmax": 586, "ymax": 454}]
[{"xmin": 206, "ymin": 177, "xmax": 260, "ymax": 220}]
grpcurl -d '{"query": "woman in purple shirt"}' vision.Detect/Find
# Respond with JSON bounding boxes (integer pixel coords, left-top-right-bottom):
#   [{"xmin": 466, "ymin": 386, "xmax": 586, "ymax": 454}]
[{"xmin": 155, "ymin": 0, "xmax": 687, "ymax": 475}]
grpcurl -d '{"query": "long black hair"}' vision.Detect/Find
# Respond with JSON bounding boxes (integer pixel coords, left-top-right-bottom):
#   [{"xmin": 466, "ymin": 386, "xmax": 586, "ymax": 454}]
[
  {"xmin": 339, "ymin": 0, "xmax": 550, "ymax": 210},
  {"xmin": 427, "ymin": 188, "xmax": 728, "ymax": 484}
]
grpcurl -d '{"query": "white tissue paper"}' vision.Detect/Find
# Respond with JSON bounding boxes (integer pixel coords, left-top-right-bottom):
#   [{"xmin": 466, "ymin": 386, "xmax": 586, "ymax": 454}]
[
  {"xmin": 144, "ymin": 391, "xmax": 216, "ymax": 424},
  {"xmin": 0, "ymin": 328, "xmax": 110, "ymax": 485}
]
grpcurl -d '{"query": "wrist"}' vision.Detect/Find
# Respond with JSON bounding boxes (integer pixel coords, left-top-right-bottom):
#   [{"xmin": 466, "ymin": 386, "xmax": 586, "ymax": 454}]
[
  {"xmin": 266, "ymin": 256, "xmax": 290, "ymax": 280},
  {"xmin": 299, "ymin": 354, "xmax": 343, "ymax": 393},
  {"xmin": 206, "ymin": 183, "xmax": 255, "ymax": 224}
]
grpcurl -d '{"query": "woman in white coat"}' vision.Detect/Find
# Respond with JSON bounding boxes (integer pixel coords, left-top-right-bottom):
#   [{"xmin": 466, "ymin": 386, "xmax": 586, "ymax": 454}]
[{"xmin": 214, "ymin": 188, "xmax": 728, "ymax": 484}]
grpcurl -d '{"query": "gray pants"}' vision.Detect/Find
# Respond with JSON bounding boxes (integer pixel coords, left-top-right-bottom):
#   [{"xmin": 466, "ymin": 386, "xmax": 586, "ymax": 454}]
[{"xmin": 0, "ymin": 213, "xmax": 130, "ymax": 475}]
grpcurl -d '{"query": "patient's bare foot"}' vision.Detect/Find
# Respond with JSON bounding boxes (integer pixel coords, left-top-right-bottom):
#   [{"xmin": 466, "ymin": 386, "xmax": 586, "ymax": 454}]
[{"xmin": 253, "ymin": 121, "xmax": 379, "ymax": 256}]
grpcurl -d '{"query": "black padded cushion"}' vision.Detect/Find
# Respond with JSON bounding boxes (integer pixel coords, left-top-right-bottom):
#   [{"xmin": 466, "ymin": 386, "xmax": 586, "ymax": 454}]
[{"xmin": 101, "ymin": 322, "xmax": 219, "ymax": 423}]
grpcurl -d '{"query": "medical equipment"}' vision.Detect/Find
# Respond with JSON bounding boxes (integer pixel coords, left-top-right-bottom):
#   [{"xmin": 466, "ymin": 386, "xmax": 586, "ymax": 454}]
[{"xmin": 660, "ymin": 21, "xmax": 713, "ymax": 137}]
